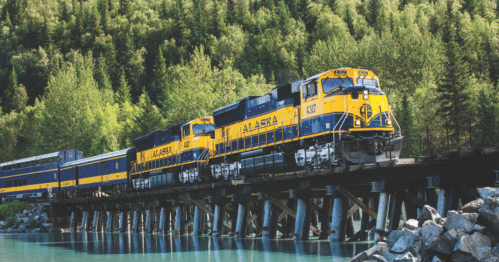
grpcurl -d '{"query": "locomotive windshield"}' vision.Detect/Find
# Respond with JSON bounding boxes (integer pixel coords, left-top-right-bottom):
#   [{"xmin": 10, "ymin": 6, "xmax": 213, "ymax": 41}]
[
  {"xmin": 356, "ymin": 77, "xmax": 379, "ymax": 87},
  {"xmin": 193, "ymin": 124, "xmax": 214, "ymax": 136},
  {"xmin": 322, "ymin": 78, "xmax": 353, "ymax": 94}
]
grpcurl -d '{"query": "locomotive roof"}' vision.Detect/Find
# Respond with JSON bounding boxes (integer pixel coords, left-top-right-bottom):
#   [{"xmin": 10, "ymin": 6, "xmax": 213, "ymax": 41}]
[
  {"xmin": 61, "ymin": 148, "xmax": 132, "ymax": 168},
  {"xmin": 0, "ymin": 151, "xmax": 66, "ymax": 167}
]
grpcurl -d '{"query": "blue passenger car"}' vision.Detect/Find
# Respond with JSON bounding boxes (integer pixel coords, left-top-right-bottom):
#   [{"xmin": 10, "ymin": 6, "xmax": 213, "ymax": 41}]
[
  {"xmin": 0, "ymin": 150, "xmax": 83, "ymax": 202},
  {"xmin": 59, "ymin": 148, "xmax": 136, "ymax": 196}
]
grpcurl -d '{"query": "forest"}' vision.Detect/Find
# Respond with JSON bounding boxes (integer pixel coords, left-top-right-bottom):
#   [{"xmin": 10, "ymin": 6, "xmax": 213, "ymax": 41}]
[{"xmin": 0, "ymin": 0, "xmax": 497, "ymax": 162}]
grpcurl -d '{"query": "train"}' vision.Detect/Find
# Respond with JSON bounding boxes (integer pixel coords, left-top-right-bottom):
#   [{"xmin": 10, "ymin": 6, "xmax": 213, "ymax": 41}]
[{"xmin": 0, "ymin": 68, "xmax": 403, "ymax": 202}]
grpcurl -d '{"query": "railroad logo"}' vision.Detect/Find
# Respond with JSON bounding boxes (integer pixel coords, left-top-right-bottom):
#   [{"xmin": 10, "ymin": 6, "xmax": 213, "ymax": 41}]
[
  {"xmin": 152, "ymin": 147, "xmax": 172, "ymax": 157},
  {"xmin": 54, "ymin": 173, "xmax": 57, "ymax": 180},
  {"xmin": 116, "ymin": 162, "xmax": 119, "ymax": 169},
  {"xmin": 360, "ymin": 104, "xmax": 372, "ymax": 119},
  {"xmin": 243, "ymin": 116, "xmax": 278, "ymax": 132}
]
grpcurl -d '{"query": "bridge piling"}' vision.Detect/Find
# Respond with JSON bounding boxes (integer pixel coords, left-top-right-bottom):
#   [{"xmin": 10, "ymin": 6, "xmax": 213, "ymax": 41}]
[
  {"xmin": 212, "ymin": 203, "xmax": 225, "ymax": 237},
  {"xmin": 132, "ymin": 210, "xmax": 140, "ymax": 233},
  {"xmin": 388, "ymin": 191, "xmax": 403, "ymax": 232},
  {"xmin": 262, "ymin": 200, "xmax": 278, "ymax": 239},
  {"xmin": 235, "ymin": 202, "xmax": 249, "ymax": 238},
  {"xmin": 294, "ymin": 198, "xmax": 311, "ymax": 240},
  {"xmin": 374, "ymin": 192, "xmax": 389, "ymax": 244},
  {"xmin": 229, "ymin": 203, "xmax": 239, "ymax": 236},
  {"xmin": 145, "ymin": 209, "xmax": 153, "ymax": 234},
  {"xmin": 368, "ymin": 196, "xmax": 377, "ymax": 240},
  {"xmin": 70, "ymin": 211, "xmax": 76, "ymax": 232},
  {"xmin": 330, "ymin": 196, "xmax": 347, "ymax": 241},
  {"xmin": 174, "ymin": 206, "xmax": 185, "ymax": 235},
  {"xmin": 158, "ymin": 207, "xmax": 168, "ymax": 234},
  {"xmin": 193, "ymin": 205, "xmax": 203, "ymax": 236},
  {"xmin": 92, "ymin": 210, "xmax": 101, "ymax": 232},
  {"xmin": 119, "ymin": 211, "xmax": 127, "ymax": 232},
  {"xmin": 106, "ymin": 211, "xmax": 115, "ymax": 232},
  {"xmin": 417, "ymin": 187, "xmax": 425, "ymax": 217},
  {"xmin": 437, "ymin": 188, "xmax": 451, "ymax": 217},
  {"xmin": 81, "ymin": 210, "xmax": 89, "ymax": 231}
]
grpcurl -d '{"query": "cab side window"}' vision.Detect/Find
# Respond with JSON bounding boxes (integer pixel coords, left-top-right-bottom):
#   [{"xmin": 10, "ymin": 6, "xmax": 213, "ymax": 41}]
[
  {"xmin": 182, "ymin": 125, "xmax": 190, "ymax": 137},
  {"xmin": 303, "ymin": 82, "xmax": 318, "ymax": 99}
]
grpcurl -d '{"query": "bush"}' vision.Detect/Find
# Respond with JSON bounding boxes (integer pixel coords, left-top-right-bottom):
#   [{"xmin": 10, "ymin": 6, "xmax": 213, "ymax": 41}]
[
  {"xmin": 0, "ymin": 201, "xmax": 34, "ymax": 221},
  {"xmin": 4, "ymin": 218, "xmax": 15, "ymax": 228}
]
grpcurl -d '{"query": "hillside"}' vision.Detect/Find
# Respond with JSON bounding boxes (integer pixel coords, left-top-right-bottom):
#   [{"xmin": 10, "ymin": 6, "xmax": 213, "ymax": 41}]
[{"xmin": 0, "ymin": 0, "xmax": 498, "ymax": 161}]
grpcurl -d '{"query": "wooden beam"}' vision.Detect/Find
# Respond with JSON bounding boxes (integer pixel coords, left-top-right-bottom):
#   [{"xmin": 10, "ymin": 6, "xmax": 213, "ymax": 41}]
[
  {"xmin": 265, "ymin": 195, "xmax": 321, "ymax": 235},
  {"xmin": 401, "ymin": 191, "xmax": 434, "ymax": 209},
  {"xmin": 335, "ymin": 186, "xmax": 377, "ymax": 219},
  {"xmin": 347, "ymin": 205, "xmax": 359, "ymax": 218},
  {"xmin": 191, "ymin": 199, "xmax": 231, "ymax": 229},
  {"xmin": 310, "ymin": 201, "xmax": 324, "ymax": 218}
]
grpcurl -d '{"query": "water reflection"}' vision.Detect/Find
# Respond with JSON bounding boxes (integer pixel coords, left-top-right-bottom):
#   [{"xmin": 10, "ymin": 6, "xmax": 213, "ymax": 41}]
[{"xmin": 4, "ymin": 232, "xmax": 372, "ymax": 261}]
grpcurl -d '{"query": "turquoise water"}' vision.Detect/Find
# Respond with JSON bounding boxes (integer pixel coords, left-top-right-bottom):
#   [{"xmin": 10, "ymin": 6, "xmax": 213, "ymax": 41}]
[{"xmin": 0, "ymin": 233, "xmax": 373, "ymax": 261}]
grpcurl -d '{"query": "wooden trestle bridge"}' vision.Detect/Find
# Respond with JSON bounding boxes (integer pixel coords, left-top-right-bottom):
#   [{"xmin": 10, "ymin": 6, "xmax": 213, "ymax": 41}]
[{"xmin": 51, "ymin": 147, "xmax": 499, "ymax": 243}]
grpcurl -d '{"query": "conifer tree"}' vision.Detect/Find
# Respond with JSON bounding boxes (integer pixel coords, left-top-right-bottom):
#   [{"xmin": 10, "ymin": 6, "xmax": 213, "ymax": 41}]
[
  {"xmin": 328, "ymin": 0, "xmax": 339, "ymax": 13},
  {"xmin": 115, "ymin": 69, "xmax": 131, "ymax": 105},
  {"xmin": 89, "ymin": 6, "xmax": 103, "ymax": 38},
  {"xmin": 476, "ymin": 84, "xmax": 497, "ymax": 147},
  {"xmin": 40, "ymin": 18, "xmax": 53, "ymax": 47},
  {"xmin": 95, "ymin": 55, "xmax": 113, "ymax": 91},
  {"xmin": 209, "ymin": 0, "xmax": 226, "ymax": 38},
  {"xmin": 3, "ymin": 68, "xmax": 17, "ymax": 113},
  {"xmin": 367, "ymin": 0, "xmax": 382, "ymax": 26},
  {"xmin": 73, "ymin": 1, "xmax": 84, "ymax": 47},
  {"xmin": 120, "ymin": 0, "xmax": 131, "ymax": 16},
  {"xmin": 344, "ymin": 3, "xmax": 355, "ymax": 36},
  {"xmin": 98, "ymin": 0, "xmax": 109, "ymax": 33},
  {"xmin": 133, "ymin": 89, "xmax": 163, "ymax": 137},
  {"xmin": 3, "ymin": 12, "xmax": 13, "ymax": 28},
  {"xmin": 226, "ymin": 0, "xmax": 237, "ymax": 25},
  {"xmin": 60, "ymin": 2, "xmax": 70, "ymax": 22},
  {"xmin": 10, "ymin": 83, "xmax": 27, "ymax": 113},
  {"xmin": 152, "ymin": 46, "xmax": 167, "ymax": 94},
  {"xmin": 398, "ymin": 90, "xmax": 417, "ymax": 156},
  {"xmin": 170, "ymin": 0, "xmax": 186, "ymax": 40}
]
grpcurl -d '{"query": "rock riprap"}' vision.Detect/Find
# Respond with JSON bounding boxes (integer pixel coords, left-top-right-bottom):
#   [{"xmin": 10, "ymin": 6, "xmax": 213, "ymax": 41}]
[{"xmin": 351, "ymin": 187, "xmax": 499, "ymax": 262}]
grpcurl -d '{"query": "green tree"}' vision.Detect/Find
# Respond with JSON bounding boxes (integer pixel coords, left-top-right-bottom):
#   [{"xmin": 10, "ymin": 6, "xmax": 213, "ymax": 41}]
[
  {"xmin": 152, "ymin": 46, "xmax": 167, "ymax": 94},
  {"xmin": 95, "ymin": 55, "xmax": 113, "ymax": 91},
  {"xmin": 10, "ymin": 83, "xmax": 27, "ymax": 113},
  {"xmin": 98, "ymin": 0, "xmax": 110, "ymax": 33},
  {"xmin": 3, "ymin": 68, "xmax": 17, "ymax": 113},
  {"xmin": 40, "ymin": 18, "xmax": 53, "ymax": 47},
  {"xmin": 40, "ymin": 52, "xmax": 103, "ymax": 154},
  {"xmin": 398, "ymin": 90, "xmax": 418, "ymax": 157},
  {"xmin": 132, "ymin": 89, "xmax": 164, "ymax": 138},
  {"xmin": 344, "ymin": 3, "xmax": 355, "ymax": 37},
  {"xmin": 209, "ymin": 0, "xmax": 226, "ymax": 38},
  {"xmin": 89, "ymin": 6, "xmax": 103, "ymax": 39},
  {"xmin": 115, "ymin": 69, "xmax": 131, "ymax": 105}
]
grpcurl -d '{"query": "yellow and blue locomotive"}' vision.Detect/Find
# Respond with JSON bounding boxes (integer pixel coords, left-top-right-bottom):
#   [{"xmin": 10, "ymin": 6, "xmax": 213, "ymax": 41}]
[
  {"xmin": 209, "ymin": 68, "xmax": 402, "ymax": 179},
  {"xmin": 130, "ymin": 117, "xmax": 214, "ymax": 187}
]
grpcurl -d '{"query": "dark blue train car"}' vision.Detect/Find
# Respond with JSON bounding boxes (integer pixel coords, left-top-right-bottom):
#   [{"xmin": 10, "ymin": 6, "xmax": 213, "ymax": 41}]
[
  {"xmin": 59, "ymin": 148, "xmax": 136, "ymax": 196},
  {"xmin": 0, "ymin": 150, "xmax": 83, "ymax": 202}
]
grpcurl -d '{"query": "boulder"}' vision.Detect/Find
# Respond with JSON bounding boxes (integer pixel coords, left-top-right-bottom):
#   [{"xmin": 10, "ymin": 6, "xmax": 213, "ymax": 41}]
[
  {"xmin": 422, "ymin": 221, "xmax": 443, "ymax": 245},
  {"xmin": 22, "ymin": 210, "xmax": 29, "ymax": 217},
  {"xmin": 40, "ymin": 213, "xmax": 50, "ymax": 223},
  {"xmin": 431, "ymin": 255, "xmax": 445, "ymax": 262},
  {"xmin": 18, "ymin": 225, "xmax": 26, "ymax": 232},
  {"xmin": 477, "ymin": 187, "xmax": 499, "ymax": 200},
  {"xmin": 393, "ymin": 251, "xmax": 417, "ymax": 262},
  {"xmin": 387, "ymin": 231, "xmax": 405, "ymax": 249},
  {"xmin": 371, "ymin": 254, "xmax": 388, "ymax": 262},
  {"xmin": 34, "ymin": 215, "xmax": 40, "ymax": 221},
  {"xmin": 390, "ymin": 229, "xmax": 420, "ymax": 254},
  {"xmin": 472, "ymin": 224, "xmax": 487, "ymax": 234},
  {"xmin": 444, "ymin": 211, "xmax": 479, "ymax": 233},
  {"xmin": 451, "ymin": 251, "xmax": 477, "ymax": 262},
  {"xmin": 31, "ymin": 228, "xmax": 41, "ymax": 233},
  {"xmin": 351, "ymin": 242, "xmax": 390, "ymax": 262},
  {"xmin": 22, "ymin": 217, "xmax": 32, "ymax": 225},
  {"xmin": 383, "ymin": 253, "xmax": 405, "ymax": 262},
  {"xmin": 7, "ymin": 228, "xmax": 15, "ymax": 233},
  {"xmin": 399, "ymin": 219, "xmax": 419, "ymax": 232},
  {"xmin": 428, "ymin": 229, "xmax": 467, "ymax": 255},
  {"xmin": 477, "ymin": 247, "xmax": 492, "ymax": 261},
  {"xmin": 462, "ymin": 199, "xmax": 484, "ymax": 213},
  {"xmin": 478, "ymin": 196, "xmax": 499, "ymax": 235},
  {"xmin": 418, "ymin": 205, "xmax": 442, "ymax": 226},
  {"xmin": 454, "ymin": 231, "xmax": 492, "ymax": 260}
]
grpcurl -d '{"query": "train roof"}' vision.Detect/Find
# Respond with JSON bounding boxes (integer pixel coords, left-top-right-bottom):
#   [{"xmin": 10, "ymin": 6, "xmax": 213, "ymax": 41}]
[
  {"xmin": 61, "ymin": 148, "xmax": 132, "ymax": 168},
  {"xmin": 0, "ymin": 151, "xmax": 65, "ymax": 167}
]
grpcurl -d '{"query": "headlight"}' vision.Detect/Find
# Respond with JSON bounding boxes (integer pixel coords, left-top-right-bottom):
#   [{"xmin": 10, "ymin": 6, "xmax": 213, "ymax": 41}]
[
  {"xmin": 363, "ymin": 94, "xmax": 369, "ymax": 99},
  {"xmin": 386, "ymin": 120, "xmax": 392, "ymax": 126},
  {"xmin": 363, "ymin": 90, "xmax": 368, "ymax": 95},
  {"xmin": 355, "ymin": 120, "xmax": 361, "ymax": 126}
]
